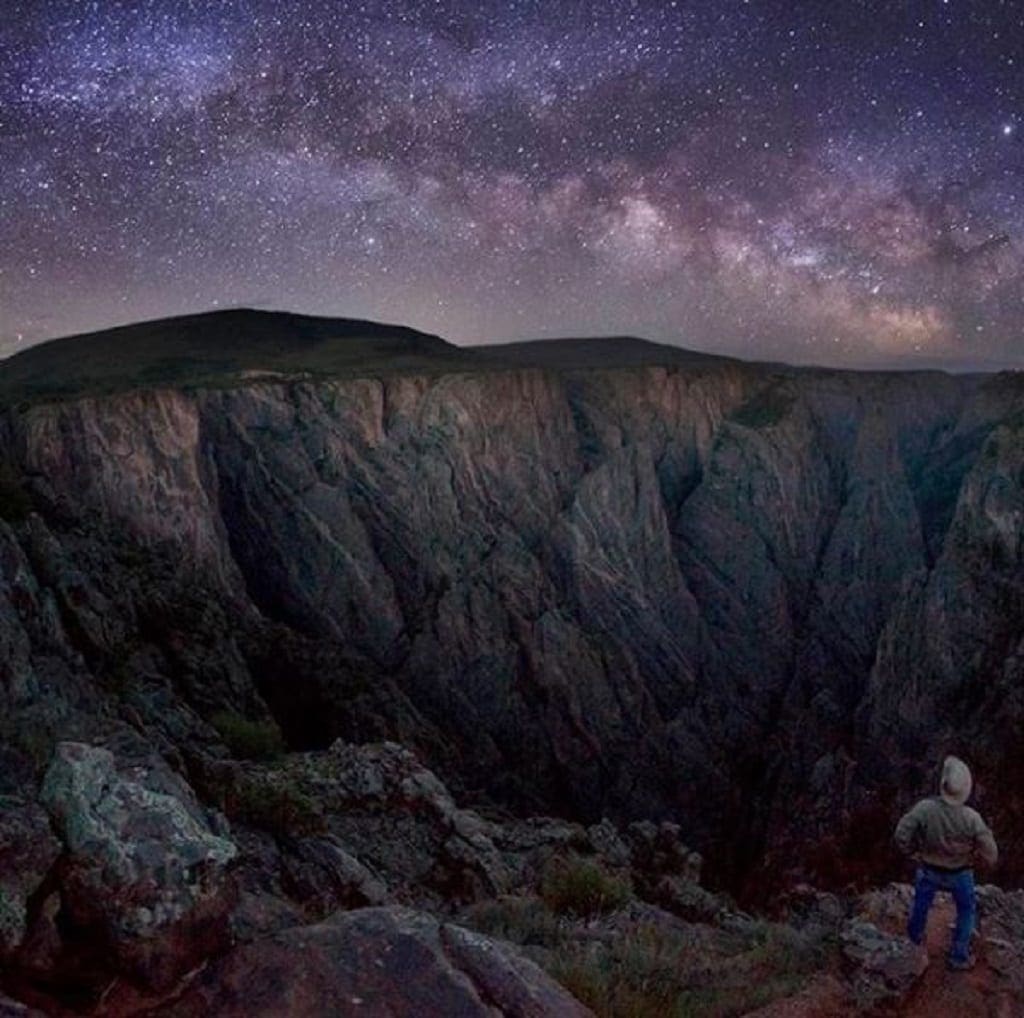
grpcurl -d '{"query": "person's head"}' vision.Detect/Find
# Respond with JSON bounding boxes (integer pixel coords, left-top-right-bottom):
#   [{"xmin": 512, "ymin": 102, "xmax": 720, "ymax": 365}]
[{"xmin": 940, "ymin": 755, "xmax": 972, "ymax": 806}]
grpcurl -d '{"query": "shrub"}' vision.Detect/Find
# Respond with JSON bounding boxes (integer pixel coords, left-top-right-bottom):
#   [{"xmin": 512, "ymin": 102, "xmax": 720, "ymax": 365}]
[
  {"xmin": 541, "ymin": 855, "xmax": 632, "ymax": 918},
  {"xmin": 548, "ymin": 926, "xmax": 691, "ymax": 1018},
  {"xmin": 743, "ymin": 920, "xmax": 836, "ymax": 974},
  {"xmin": 547, "ymin": 920, "xmax": 822, "ymax": 1018},
  {"xmin": 230, "ymin": 774, "xmax": 325, "ymax": 839},
  {"xmin": 210, "ymin": 711, "xmax": 285, "ymax": 761}
]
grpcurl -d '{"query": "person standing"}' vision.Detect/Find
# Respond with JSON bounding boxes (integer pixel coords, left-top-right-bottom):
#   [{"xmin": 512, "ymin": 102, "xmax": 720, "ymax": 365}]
[{"xmin": 894, "ymin": 755, "xmax": 998, "ymax": 971}]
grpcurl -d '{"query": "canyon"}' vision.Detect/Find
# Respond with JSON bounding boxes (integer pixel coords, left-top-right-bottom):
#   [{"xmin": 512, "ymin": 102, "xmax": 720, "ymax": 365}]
[{"xmin": 1, "ymin": 309, "xmax": 1022, "ymax": 1013}]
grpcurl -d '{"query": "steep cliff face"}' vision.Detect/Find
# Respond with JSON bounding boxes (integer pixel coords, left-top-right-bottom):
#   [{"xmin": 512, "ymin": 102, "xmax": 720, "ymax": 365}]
[{"xmin": 2, "ymin": 315, "xmax": 1023, "ymax": 895}]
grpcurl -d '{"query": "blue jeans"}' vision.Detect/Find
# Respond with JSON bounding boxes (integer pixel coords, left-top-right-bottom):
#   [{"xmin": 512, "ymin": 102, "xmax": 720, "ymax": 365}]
[{"xmin": 907, "ymin": 865, "xmax": 975, "ymax": 963}]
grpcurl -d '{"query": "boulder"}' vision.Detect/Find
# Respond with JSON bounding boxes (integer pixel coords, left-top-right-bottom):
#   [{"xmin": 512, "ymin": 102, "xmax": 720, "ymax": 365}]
[
  {"xmin": 40, "ymin": 742, "xmax": 237, "ymax": 990},
  {"xmin": 281, "ymin": 835, "xmax": 389, "ymax": 916},
  {"xmin": 153, "ymin": 906, "xmax": 594, "ymax": 1017}
]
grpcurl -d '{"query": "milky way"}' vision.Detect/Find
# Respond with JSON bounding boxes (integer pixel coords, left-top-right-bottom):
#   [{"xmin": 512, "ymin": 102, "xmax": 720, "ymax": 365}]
[{"xmin": 1, "ymin": 0, "xmax": 1022, "ymax": 367}]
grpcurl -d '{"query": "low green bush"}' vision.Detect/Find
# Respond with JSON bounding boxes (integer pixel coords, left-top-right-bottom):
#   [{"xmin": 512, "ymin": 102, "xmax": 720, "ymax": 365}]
[
  {"xmin": 210, "ymin": 711, "xmax": 286, "ymax": 761},
  {"xmin": 548, "ymin": 919, "xmax": 824, "ymax": 1018},
  {"xmin": 230, "ymin": 774, "xmax": 325, "ymax": 839},
  {"xmin": 548, "ymin": 926, "xmax": 691, "ymax": 1018},
  {"xmin": 541, "ymin": 855, "xmax": 632, "ymax": 918}
]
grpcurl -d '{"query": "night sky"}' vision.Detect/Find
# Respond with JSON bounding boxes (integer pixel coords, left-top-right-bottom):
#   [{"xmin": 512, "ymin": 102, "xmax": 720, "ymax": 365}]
[{"xmin": 1, "ymin": 1, "xmax": 1022, "ymax": 368}]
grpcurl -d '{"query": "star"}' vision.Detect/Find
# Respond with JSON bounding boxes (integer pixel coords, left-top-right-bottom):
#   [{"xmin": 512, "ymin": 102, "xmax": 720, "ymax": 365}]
[{"xmin": 0, "ymin": 1, "xmax": 1022, "ymax": 369}]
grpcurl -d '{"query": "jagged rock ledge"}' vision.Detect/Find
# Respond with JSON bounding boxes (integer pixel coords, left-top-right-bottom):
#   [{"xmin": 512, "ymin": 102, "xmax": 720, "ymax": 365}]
[{"xmin": 2, "ymin": 738, "xmax": 1023, "ymax": 1015}]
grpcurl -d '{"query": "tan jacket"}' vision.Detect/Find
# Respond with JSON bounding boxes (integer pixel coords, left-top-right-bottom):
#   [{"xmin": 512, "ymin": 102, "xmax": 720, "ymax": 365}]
[{"xmin": 894, "ymin": 796, "xmax": 998, "ymax": 870}]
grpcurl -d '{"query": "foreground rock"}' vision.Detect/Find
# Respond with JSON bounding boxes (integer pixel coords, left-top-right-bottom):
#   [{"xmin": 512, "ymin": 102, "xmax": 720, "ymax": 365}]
[
  {"xmin": 2, "ymin": 736, "xmax": 1024, "ymax": 1016},
  {"xmin": 39, "ymin": 742, "xmax": 238, "ymax": 991},
  {"xmin": 840, "ymin": 918, "xmax": 929, "ymax": 1010},
  {"xmin": 154, "ymin": 906, "xmax": 594, "ymax": 1017}
]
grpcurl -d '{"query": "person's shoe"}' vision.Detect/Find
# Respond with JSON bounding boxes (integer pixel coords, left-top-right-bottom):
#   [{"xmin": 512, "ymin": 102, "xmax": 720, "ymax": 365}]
[{"xmin": 946, "ymin": 954, "xmax": 976, "ymax": 971}]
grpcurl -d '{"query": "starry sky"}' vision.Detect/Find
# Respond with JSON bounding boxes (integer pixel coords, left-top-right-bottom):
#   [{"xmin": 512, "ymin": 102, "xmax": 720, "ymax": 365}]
[{"xmin": 1, "ymin": 1, "xmax": 1022, "ymax": 368}]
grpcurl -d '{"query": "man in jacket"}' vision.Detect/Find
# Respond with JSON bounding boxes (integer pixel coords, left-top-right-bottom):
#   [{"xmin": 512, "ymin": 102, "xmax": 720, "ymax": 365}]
[{"xmin": 894, "ymin": 755, "xmax": 998, "ymax": 971}]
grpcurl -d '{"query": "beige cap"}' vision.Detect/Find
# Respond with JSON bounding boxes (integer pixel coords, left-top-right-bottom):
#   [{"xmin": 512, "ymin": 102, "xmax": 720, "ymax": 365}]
[{"xmin": 940, "ymin": 755, "xmax": 972, "ymax": 806}]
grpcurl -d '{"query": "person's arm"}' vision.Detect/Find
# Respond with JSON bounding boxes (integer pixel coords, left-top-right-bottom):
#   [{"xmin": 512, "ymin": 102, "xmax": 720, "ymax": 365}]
[
  {"xmin": 973, "ymin": 815, "xmax": 998, "ymax": 869},
  {"xmin": 894, "ymin": 802, "xmax": 923, "ymax": 858}
]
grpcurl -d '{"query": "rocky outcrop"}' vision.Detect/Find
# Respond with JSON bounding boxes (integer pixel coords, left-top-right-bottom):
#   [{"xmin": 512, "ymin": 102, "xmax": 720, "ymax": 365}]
[
  {"xmin": 195, "ymin": 738, "xmax": 707, "ymax": 923},
  {"xmin": 1, "ymin": 734, "xmax": 716, "ymax": 1013},
  {"xmin": 4, "ymin": 734, "xmax": 1024, "ymax": 1015}
]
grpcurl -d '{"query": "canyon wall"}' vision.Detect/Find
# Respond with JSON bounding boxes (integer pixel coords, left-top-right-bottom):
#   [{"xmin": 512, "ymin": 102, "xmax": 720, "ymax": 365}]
[{"xmin": 3, "ymin": 351, "xmax": 1023, "ymax": 890}]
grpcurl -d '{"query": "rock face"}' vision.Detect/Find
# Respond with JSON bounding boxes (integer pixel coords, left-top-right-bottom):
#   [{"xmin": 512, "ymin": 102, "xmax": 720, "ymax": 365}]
[
  {"xmin": 39, "ymin": 742, "xmax": 238, "ymax": 991},
  {"xmin": 200, "ymin": 738, "xmax": 703, "ymax": 922},
  {"xmin": 1, "ymin": 312, "xmax": 1024, "ymax": 896},
  {"xmin": 155, "ymin": 907, "xmax": 594, "ymax": 1018}
]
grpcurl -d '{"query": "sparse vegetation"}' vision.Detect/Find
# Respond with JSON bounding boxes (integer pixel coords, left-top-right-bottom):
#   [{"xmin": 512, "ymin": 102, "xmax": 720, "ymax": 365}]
[
  {"xmin": 540, "ymin": 854, "xmax": 633, "ymax": 918},
  {"xmin": 547, "ymin": 925, "xmax": 700, "ymax": 1017},
  {"xmin": 462, "ymin": 895, "xmax": 565, "ymax": 948},
  {"xmin": 463, "ymin": 894, "xmax": 836, "ymax": 1018},
  {"xmin": 548, "ymin": 919, "xmax": 832, "ymax": 1018},
  {"xmin": 229, "ymin": 773, "xmax": 325, "ymax": 839},
  {"xmin": 210, "ymin": 711, "xmax": 286, "ymax": 761}
]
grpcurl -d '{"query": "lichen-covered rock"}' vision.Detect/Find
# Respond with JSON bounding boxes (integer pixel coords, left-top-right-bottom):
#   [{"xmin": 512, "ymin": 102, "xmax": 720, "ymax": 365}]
[
  {"xmin": 0, "ymin": 798, "xmax": 60, "ymax": 955},
  {"xmin": 626, "ymin": 820, "xmax": 702, "ymax": 883},
  {"xmin": 977, "ymin": 884, "xmax": 1024, "ymax": 995},
  {"xmin": 154, "ymin": 906, "xmax": 594, "ymax": 1017},
  {"xmin": 840, "ymin": 918, "xmax": 929, "ymax": 1009},
  {"xmin": 40, "ymin": 742, "xmax": 238, "ymax": 990},
  {"xmin": 654, "ymin": 875, "xmax": 725, "ymax": 923},
  {"xmin": 240, "ymin": 741, "xmax": 515, "ymax": 905},
  {"xmin": 587, "ymin": 818, "xmax": 632, "ymax": 868}
]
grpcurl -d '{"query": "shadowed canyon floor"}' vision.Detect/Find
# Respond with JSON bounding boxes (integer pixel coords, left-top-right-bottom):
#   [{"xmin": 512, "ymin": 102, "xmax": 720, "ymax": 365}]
[{"xmin": 1, "ymin": 310, "xmax": 1022, "ymax": 1013}]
